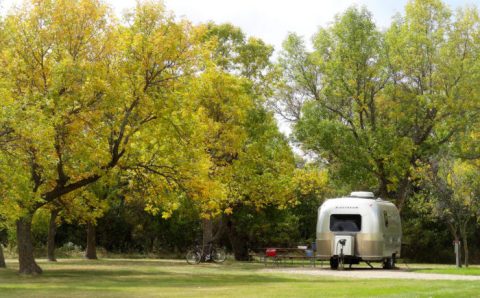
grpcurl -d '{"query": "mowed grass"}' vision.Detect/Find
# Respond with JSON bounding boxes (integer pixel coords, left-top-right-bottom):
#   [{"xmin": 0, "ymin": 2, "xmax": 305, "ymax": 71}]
[
  {"xmin": 0, "ymin": 259, "xmax": 479, "ymax": 297},
  {"xmin": 387, "ymin": 262, "xmax": 480, "ymax": 275},
  {"xmin": 413, "ymin": 265, "xmax": 480, "ymax": 276}
]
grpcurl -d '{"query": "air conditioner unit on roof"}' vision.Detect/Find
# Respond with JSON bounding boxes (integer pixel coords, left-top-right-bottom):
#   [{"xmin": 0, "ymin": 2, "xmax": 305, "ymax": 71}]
[{"xmin": 349, "ymin": 191, "xmax": 374, "ymax": 198}]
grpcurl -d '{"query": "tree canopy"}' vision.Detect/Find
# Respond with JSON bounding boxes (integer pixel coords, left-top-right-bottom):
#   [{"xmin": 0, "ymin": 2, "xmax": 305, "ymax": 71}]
[
  {"xmin": 1, "ymin": 0, "xmax": 480, "ymax": 274},
  {"xmin": 277, "ymin": 1, "xmax": 480, "ymax": 211}
]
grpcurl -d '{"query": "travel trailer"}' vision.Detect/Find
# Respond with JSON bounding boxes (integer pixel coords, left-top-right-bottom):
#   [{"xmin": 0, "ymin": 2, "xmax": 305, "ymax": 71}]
[{"xmin": 316, "ymin": 191, "xmax": 401, "ymax": 269}]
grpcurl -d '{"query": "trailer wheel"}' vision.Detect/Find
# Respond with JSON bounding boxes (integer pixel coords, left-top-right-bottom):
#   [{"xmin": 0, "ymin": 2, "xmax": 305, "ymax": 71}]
[
  {"xmin": 382, "ymin": 258, "xmax": 391, "ymax": 269},
  {"xmin": 382, "ymin": 255, "xmax": 396, "ymax": 269},
  {"xmin": 390, "ymin": 254, "xmax": 396, "ymax": 268},
  {"xmin": 330, "ymin": 257, "xmax": 339, "ymax": 270}
]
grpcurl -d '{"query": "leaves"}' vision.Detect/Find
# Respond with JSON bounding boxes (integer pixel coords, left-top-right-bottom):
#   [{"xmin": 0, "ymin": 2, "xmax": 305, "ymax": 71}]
[{"xmin": 275, "ymin": 2, "xmax": 480, "ymax": 208}]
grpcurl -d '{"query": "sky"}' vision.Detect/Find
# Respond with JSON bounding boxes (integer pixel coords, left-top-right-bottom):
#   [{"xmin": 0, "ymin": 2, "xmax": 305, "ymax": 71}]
[
  {"xmin": 119, "ymin": 0, "xmax": 475, "ymax": 52},
  {"xmin": 2, "ymin": 0, "xmax": 478, "ymax": 52}
]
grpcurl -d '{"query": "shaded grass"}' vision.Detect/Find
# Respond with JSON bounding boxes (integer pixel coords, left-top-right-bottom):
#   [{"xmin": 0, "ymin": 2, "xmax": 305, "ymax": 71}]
[{"xmin": 0, "ymin": 259, "xmax": 479, "ymax": 297}]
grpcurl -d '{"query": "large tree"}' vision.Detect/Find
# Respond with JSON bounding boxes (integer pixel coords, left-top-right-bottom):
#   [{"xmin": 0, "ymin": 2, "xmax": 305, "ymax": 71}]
[
  {"xmin": 0, "ymin": 0, "xmax": 211, "ymax": 274},
  {"xmin": 277, "ymin": 1, "xmax": 480, "ymax": 209},
  {"xmin": 220, "ymin": 106, "xmax": 296, "ymax": 260},
  {"xmin": 192, "ymin": 23, "xmax": 296, "ymax": 255},
  {"xmin": 383, "ymin": 0, "xmax": 480, "ymax": 208}
]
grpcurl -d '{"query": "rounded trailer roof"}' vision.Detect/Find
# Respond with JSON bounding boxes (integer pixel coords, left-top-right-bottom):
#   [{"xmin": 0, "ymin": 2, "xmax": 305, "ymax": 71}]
[{"xmin": 318, "ymin": 191, "xmax": 397, "ymax": 211}]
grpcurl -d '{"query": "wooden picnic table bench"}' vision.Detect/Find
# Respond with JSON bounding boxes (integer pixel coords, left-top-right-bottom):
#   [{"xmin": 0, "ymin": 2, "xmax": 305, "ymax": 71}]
[{"xmin": 261, "ymin": 247, "xmax": 322, "ymax": 267}]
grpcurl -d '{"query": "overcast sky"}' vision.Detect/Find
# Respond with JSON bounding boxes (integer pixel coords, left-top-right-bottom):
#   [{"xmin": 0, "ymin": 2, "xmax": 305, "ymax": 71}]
[
  {"xmin": 130, "ymin": 0, "xmax": 475, "ymax": 52},
  {"xmin": 2, "ymin": 0, "xmax": 477, "ymax": 52}
]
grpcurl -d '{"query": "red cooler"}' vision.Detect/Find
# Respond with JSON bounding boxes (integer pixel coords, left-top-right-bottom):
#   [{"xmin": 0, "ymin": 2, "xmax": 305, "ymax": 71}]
[{"xmin": 266, "ymin": 248, "xmax": 277, "ymax": 257}]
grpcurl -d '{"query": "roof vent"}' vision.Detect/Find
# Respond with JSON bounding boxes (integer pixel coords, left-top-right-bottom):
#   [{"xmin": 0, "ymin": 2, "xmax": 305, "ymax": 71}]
[{"xmin": 349, "ymin": 191, "xmax": 375, "ymax": 198}]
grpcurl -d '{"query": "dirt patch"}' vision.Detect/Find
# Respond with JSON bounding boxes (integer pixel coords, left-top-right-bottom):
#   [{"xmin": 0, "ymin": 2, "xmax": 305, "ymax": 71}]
[{"xmin": 261, "ymin": 267, "xmax": 480, "ymax": 281}]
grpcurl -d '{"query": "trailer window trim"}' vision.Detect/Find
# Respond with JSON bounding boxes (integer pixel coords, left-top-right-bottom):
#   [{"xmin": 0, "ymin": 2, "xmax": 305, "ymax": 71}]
[{"xmin": 329, "ymin": 214, "xmax": 362, "ymax": 232}]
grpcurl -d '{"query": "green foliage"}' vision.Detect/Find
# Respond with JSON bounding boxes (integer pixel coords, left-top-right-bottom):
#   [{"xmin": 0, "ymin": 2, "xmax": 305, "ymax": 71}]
[
  {"xmin": 291, "ymin": 6, "xmax": 411, "ymax": 199},
  {"xmin": 202, "ymin": 22, "xmax": 274, "ymax": 84},
  {"xmin": 291, "ymin": 166, "xmax": 330, "ymax": 241},
  {"xmin": 227, "ymin": 108, "xmax": 296, "ymax": 210},
  {"xmin": 0, "ymin": 0, "xmax": 217, "ymax": 223},
  {"xmin": 188, "ymin": 23, "xmax": 296, "ymax": 219},
  {"xmin": 272, "ymin": 0, "xmax": 480, "ymax": 263},
  {"xmin": 227, "ymin": 205, "xmax": 301, "ymax": 249},
  {"xmin": 401, "ymin": 199, "xmax": 454, "ymax": 263},
  {"xmin": 276, "ymin": 1, "xmax": 480, "ymax": 212},
  {"xmin": 2, "ymin": 0, "xmax": 480, "ymax": 270}
]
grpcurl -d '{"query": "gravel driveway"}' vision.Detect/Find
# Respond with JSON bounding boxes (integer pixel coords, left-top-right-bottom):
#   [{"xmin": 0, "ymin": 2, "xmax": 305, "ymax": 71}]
[{"xmin": 261, "ymin": 268, "xmax": 480, "ymax": 281}]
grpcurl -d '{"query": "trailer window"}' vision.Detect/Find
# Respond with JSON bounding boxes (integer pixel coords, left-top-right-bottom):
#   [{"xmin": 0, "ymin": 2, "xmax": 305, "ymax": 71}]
[{"xmin": 330, "ymin": 214, "xmax": 362, "ymax": 232}]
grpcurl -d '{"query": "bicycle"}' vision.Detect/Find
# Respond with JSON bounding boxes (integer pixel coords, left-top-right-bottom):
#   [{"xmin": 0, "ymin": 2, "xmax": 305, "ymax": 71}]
[{"xmin": 186, "ymin": 241, "xmax": 226, "ymax": 264}]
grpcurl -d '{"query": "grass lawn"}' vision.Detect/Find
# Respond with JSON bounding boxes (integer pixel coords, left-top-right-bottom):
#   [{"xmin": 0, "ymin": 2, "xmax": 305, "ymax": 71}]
[
  {"xmin": 0, "ymin": 259, "xmax": 479, "ymax": 297},
  {"xmin": 384, "ymin": 262, "xmax": 480, "ymax": 276},
  {"xmin": 412, "ymin": 265, "xmax": 480, "ymax": 276}
]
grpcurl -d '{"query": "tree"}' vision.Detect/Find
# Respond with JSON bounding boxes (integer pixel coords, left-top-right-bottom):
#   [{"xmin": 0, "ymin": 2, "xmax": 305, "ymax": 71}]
[
  {"xmin": 291, "ymin": 164, "xmax": 330, "ymax": 241},
  {"xmin": 0, "ymin": 0, "xmax": 121, "ymax": 274},
  {"xmin": 291, "ymin": 6, "xmax": 407, "ymax": 201},
  {"xmin": 194, "ymin": 23, "xmax": 286, "ymax": 252},
  {"xmin": 271, "ymin": 33, "xmax": 322, "ymax": 122},
  {"xmin": 423, "ymin": 157, "xmax": 480, "ymax": 267},
  {"xmin": 222, "ymin": 108, "xmax": 296, "ymax": 259},
  {"xmin": 78, "ymin": 184, "xmax": 116, "ymax": 260},
  {"xmin": 0, "ymin": 244, "xmax": 5, "ymax": 268},
  {"xmin": 186, "ymin": 68, "xmax": 296, "ymax": 259},
  {"xmin": 41, "ymin": 179, "xmax": 113, "ymax": 262},
  {"xmin": 0, "ymin": 0, "xmax": 211, "ymax": 274},
  {"xmin": 383, "ymin": 0, "xmax": 480, "ymax": 208},
  {"xmin": 202, "ymin": 22, "xmax": 275, "ymax": 86},
  {"xmin": 46, "ymin": 206, "xmax": 60, "ymax": 261},
  {"xmin": 277, "ymin": 1, "xmax": 480, "ymax": 210},
  {"xmin": 0, "ymin": 208, "xmax": 6, "ymax": 269},
  {"xmin": 189, "ymin": 69, "xmax": 250, "ymax": 248},
  {"xmin": 0, "ymin": 3, "xmax": 12, "ymax": 270}
]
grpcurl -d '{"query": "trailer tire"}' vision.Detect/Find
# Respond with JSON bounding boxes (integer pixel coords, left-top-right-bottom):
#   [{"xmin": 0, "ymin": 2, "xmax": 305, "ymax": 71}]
[
  {"xmin": 330, "ymin": 257, "xmax": 339, "ymax": 270},
  {"xmin": 382, "ymin": 255, "xmax": 396, "ymax": 269},
  {"xmin": 382, "ymin": 258, "xmax": 391, "ymax": 269},
  {"xmin": 390, "ymin": 254, "xmax": 396, "ymax": 269}
]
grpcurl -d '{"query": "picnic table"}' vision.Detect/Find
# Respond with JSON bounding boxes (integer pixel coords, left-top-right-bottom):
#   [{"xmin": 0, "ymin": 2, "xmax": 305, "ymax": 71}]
[{"xmin": 260, "ymin": 247, "xmax": 322, "ymax": 267}]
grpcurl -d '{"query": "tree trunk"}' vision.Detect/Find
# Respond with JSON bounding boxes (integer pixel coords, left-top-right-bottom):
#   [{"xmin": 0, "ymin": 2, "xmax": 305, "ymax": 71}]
[
  {"xmin": 0, "ymin": 243, "xmax": 6, "ymax": 268},
  {"xmin": 448, "ymin": 223, "xmax": 461, "ymax": 268},
  {"xmin": 85, "ymin": 222, "xmax": 97, "ymax": 260},
  {"xmin": 16, "ymin": 215, "xmax": 42, "ymax": 274},
  {"xmin": 47, "ymin": 209, "xmax": 59, "ymax": 262},
  {"xmin": 226, "ymin": 217, "xmax": 249, "ymax": 261},
  {"xmin": 202, "ymin": 218, "xmax": 213, "ymax": 261},
  {"xmin": 463, "ymin": 237, "xmax": 469, "ymax": 268},
  {"xmin": 460, "ymin": 224, "xmax": 469, "ymax": 268},
  {"xmin": 213, "ymin": 217, "xmax": 226, "ymax": 242},
  {"xmin": 202, "ymin": 218, "xmax": 213, "ymax": 248},
  {"xmin": 394, "ymin": 177, "xmax": 410, "ymax": 213}
]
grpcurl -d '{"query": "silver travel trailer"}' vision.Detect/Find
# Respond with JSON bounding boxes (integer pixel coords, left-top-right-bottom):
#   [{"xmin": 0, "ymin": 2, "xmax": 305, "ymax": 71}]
[{"xmin": 316, "ymin": 191, "xmax": 401, "ymax": 269}]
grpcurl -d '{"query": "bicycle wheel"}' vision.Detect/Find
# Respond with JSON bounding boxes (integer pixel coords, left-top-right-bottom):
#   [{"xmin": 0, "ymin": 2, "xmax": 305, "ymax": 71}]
[
  {"xmin": 186, "ymin": 250, "xmax": 201, "ymax": 264},
  {"xmin": 211, "ymin": 248, "xmax": 226, "ymax": 263}
]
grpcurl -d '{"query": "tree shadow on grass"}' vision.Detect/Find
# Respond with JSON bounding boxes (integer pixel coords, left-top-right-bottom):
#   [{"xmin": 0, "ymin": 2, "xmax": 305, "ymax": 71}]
[{"xmin": 0, "ymin": 262, "xmax": 344, "ymax": 291}]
